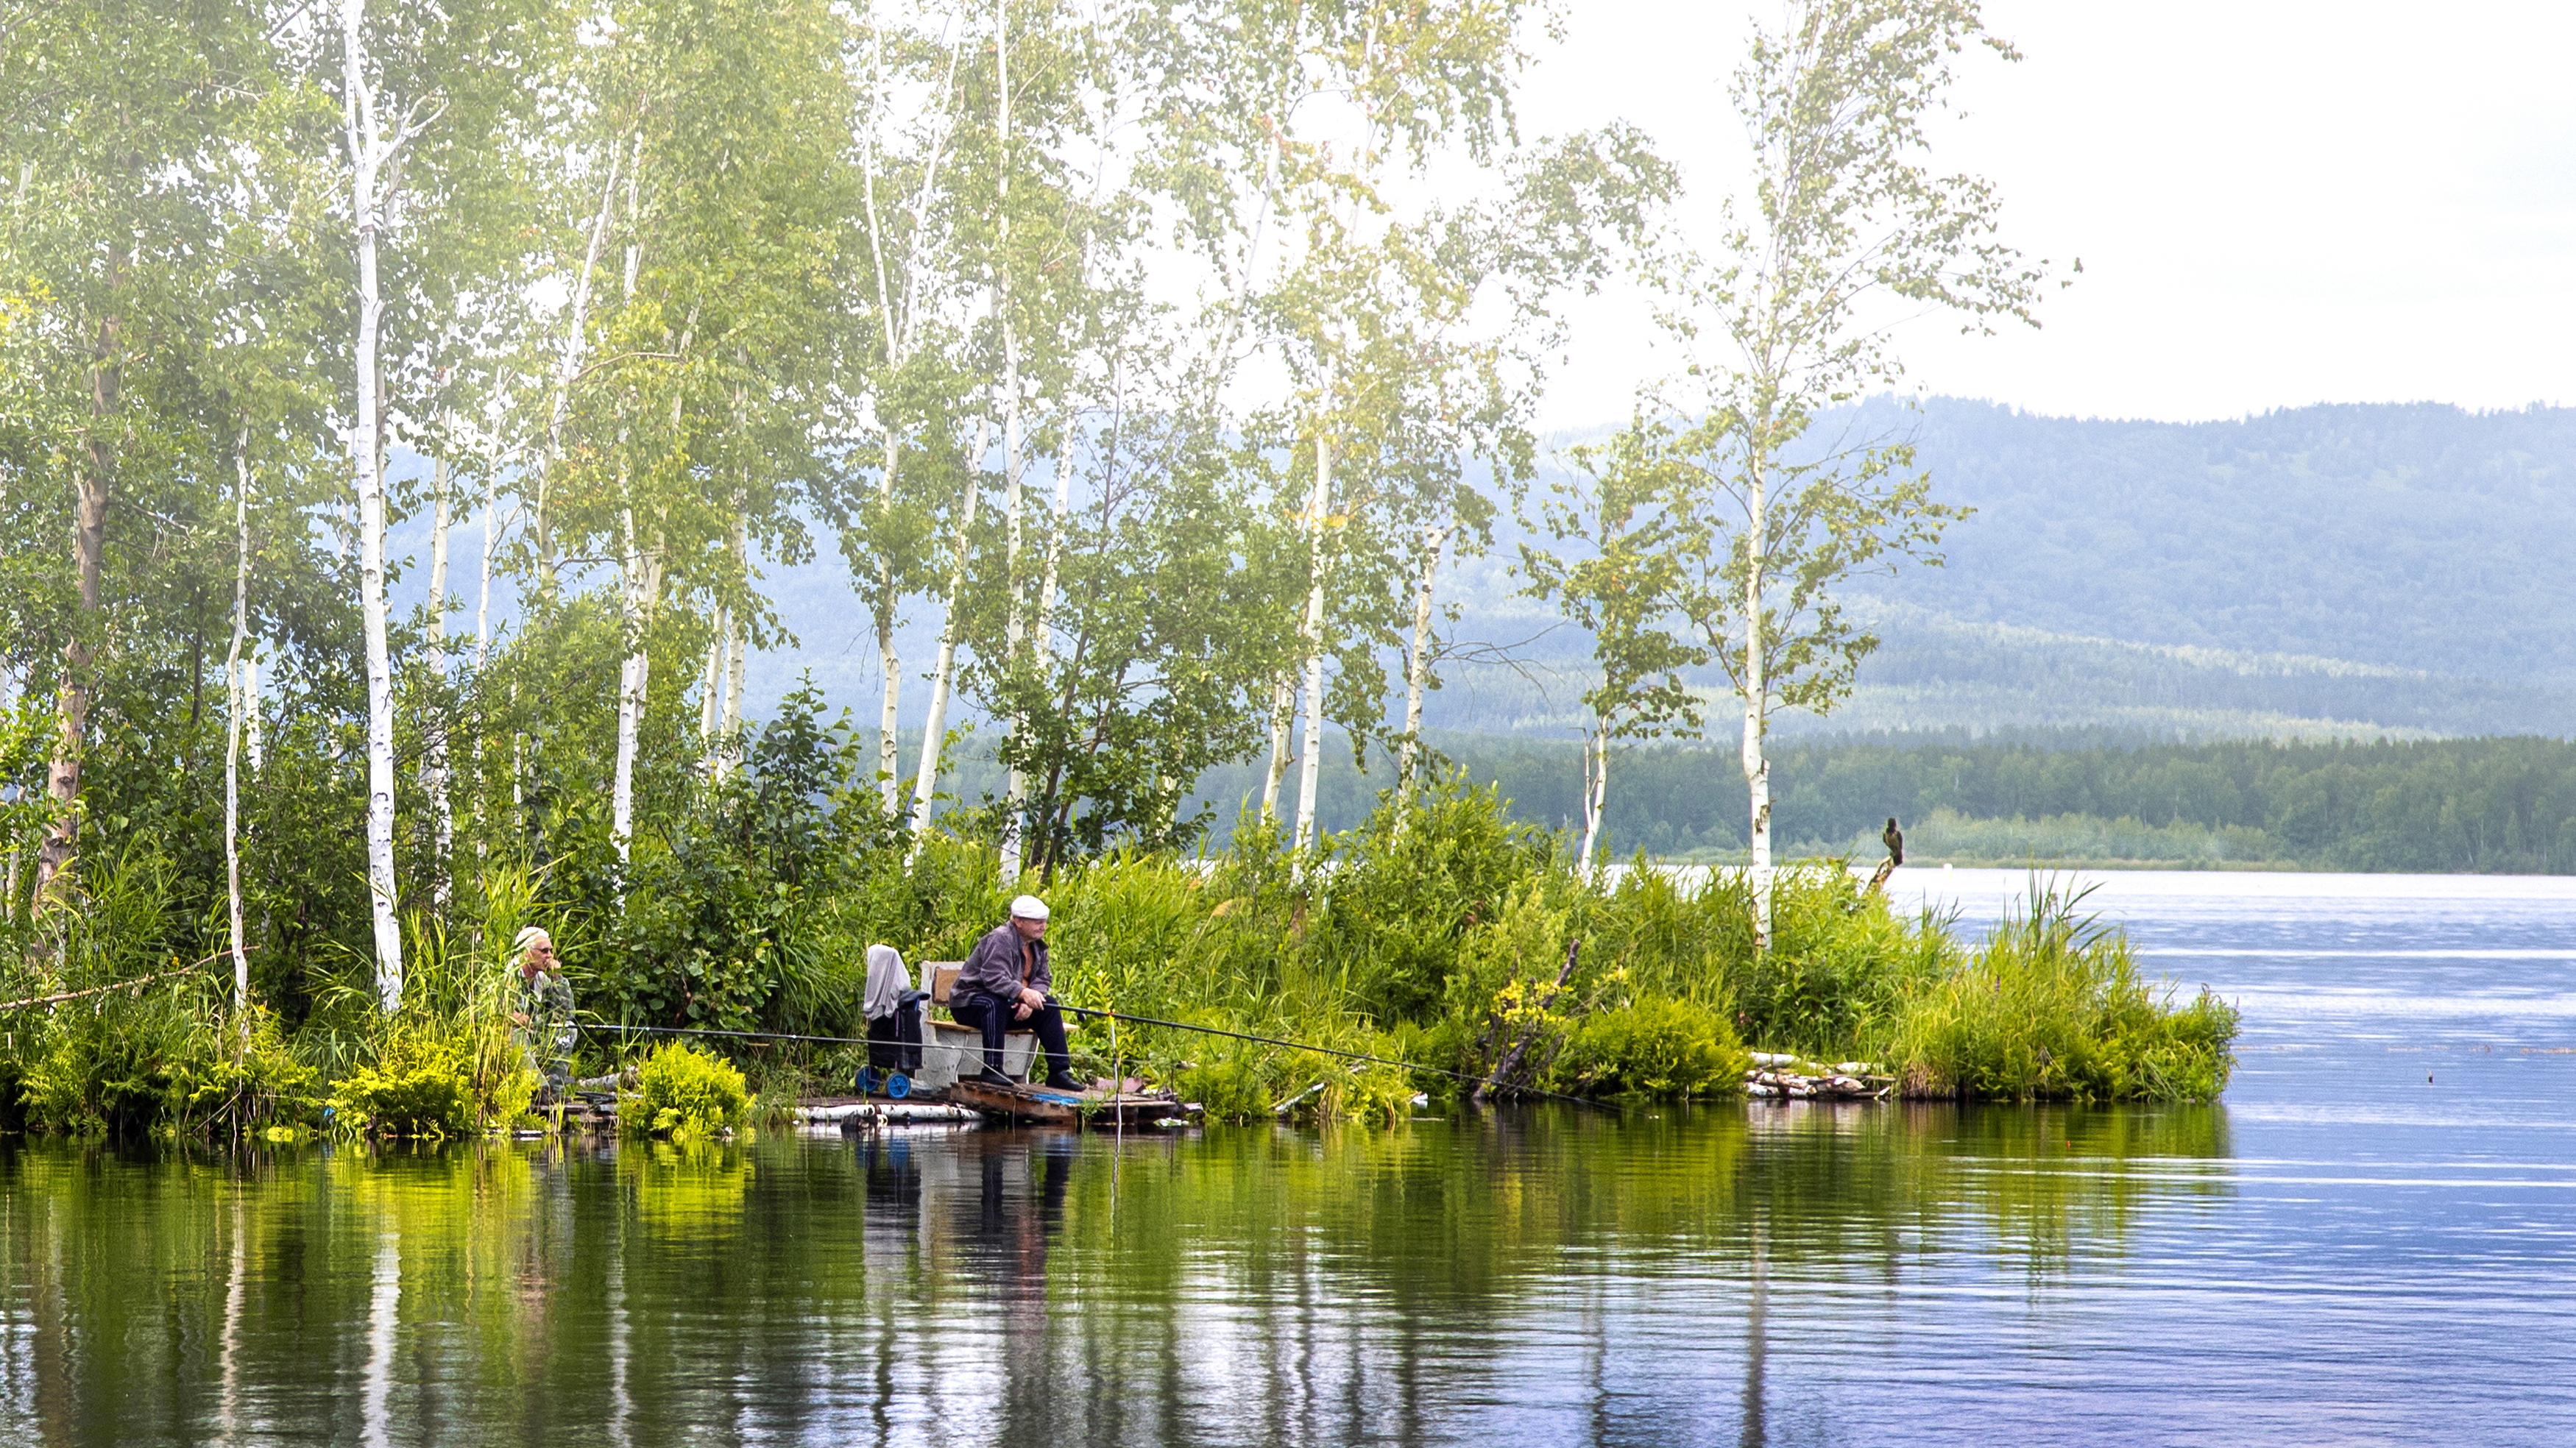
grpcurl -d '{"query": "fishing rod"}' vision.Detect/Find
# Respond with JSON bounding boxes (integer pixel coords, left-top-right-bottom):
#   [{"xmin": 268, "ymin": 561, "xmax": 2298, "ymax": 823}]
[
  {"xmin": 586, "ymin": 1012, "xmax": 1610, "ymax": 1110},
  {"xmin": 0, "ymin": 947, "xmax": 241, "ymax": 1014},
  {"xmin": 1054, "ymin": 1005, "xmax": 1613, "ymax": 1111}
]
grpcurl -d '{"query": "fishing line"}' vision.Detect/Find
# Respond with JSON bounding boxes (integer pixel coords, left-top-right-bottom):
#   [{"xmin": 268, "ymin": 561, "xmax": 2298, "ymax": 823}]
[{"xmin": 585, "ymin": 1012, "xmax": 1608, "ymax": 1110}]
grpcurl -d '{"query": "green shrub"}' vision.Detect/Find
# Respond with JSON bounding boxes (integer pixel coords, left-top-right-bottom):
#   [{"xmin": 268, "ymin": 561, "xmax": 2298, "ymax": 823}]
[
  {"xmin": 330, "ymin": 1029, "xmax": 477, "ymax": 1138},
  {"xmin": 1310, "ymin": 774, "xmax": 1563, "ymax": 1023},
  {"xmin": 11, "ymin": 986, "xmax": 322, "ymax": 1139},
  {"xmin": 623, "ymin": 1041, "xmax": 750, "ymax": 1138},
  {"xmin": 1176, "ymin": 1056, "xmax": 1270, "ymax": 1124},
  {"xmin": 1721, "ymin": 865, "xmax": 1949, "ymax": 1057},
  {"xmin": 170, "ymin": 1011, "xmax": 326, "ymax": 1136},
  {"xmin": 1554, "ymin": 997, "xmax": 1749, "ymax": 1100},
  {"xmin": 1428, "ymin": 882, "xmax": 1586, "ymax": 1094}
]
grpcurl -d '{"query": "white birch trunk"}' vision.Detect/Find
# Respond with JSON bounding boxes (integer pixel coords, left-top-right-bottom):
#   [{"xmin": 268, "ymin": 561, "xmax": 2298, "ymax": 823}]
[
  {"xmin": 608, "ymin": 160, "xmax": 655, "ymax": 860},
  {"xmin": 225, "ymin": 426, "xmax": 252, "ymax": 1043},
  {"xmin": 875, "ymin": 430, "xmax": 902, "ymax": 813},
  {"xmin": 470, "ymin": 469, "xmax": 495, "ymax": 831},
  {"xmin": 245, "ymin": 654, "xmax": 261, "ymax": 775},
  {"xmin": 856, "ymin": 16, "xmax": 969, "ymax": 824},
  {"xmin": 475, "ymin": 470, "xmax": 497, "ymax": 674},
  {"xmin": 610, "ymin": 501, "xmax": 662, "ymax": 861},
  {"xmin": 1292, "ymin": 429, "xmax": 1331, "ymax": 851},
  {"xmin": 698, "ymin": 608, "xmax": 725, "ymax": 766},
  {"xmin": 1742, "ymin": 450, "xmax": 1772, "ymax": 947},
  {"xmin": 908, "ymin": 416, "xmax": 988, "ymax": 856},
  {"xmin": 343, "ymin": 0, "xmax": 403, "ymax": 1011},
  {"xmin": 994, "ymin": 0, "xmax": 1027, "ymax": 881},
  {"xmin": 422, "ymin": 455, "xmax": 451, "ymax": 909},
  {"xmin": 860, "ymin": 26, "xmax": 906, "ymax": 821},
  {"xmin": 1577, "ymin": 711, "xmax": 1609, "ymax": 876},
  {"xmin": 1397, "ymin": 520, "xmax": 1450, "ymax": 792},
  {"xmin": 721, "ymin": 517, "xmax": 746, "ymax": 776},
  {"xmin": 1262, "ymin": 675, "xmax": 1292, "ymax": 823},
  {"xmin": 539, "ymin": 141, "xmax": 626, "ymax": 596},
  {"xmin": 611, "ymin": 508, "xmax": 643, "ymax": 859}
]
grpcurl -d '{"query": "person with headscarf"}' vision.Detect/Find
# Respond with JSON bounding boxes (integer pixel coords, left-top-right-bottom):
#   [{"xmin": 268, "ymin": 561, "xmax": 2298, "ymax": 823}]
[
  {"xmin": 950, "ymin": 895, "xmax": 1082, "ymax": 1090},
  {"xmin": 509, "ymin": 926, "xmax": 577, "ymax": 1103}
]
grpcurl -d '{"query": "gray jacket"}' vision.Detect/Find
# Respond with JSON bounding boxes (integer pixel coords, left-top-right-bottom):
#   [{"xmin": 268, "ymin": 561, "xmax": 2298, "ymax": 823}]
[{"xmin": 955, "ymin": 922, "xmax": 1050, "ymax": 1001}]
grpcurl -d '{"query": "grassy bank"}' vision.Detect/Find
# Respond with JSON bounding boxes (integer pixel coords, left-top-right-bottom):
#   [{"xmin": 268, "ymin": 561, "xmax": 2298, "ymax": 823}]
[{"xmin": 0, "ymin": 767, "xmax": 2236, "ymax": 1138}]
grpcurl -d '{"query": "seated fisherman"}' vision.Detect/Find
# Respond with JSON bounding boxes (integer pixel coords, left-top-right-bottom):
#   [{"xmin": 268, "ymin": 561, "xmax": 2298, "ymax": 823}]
[
  {"xmin": 509, "ymin": 926, "xmax": 577, "ymax": 1104},
  {"xmin": 949, "ymin": 895, "xmax": 1083, "ymax": 1090}
]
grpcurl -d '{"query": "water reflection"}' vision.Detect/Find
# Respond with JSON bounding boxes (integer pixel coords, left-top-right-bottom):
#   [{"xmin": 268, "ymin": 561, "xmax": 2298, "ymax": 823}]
[{"xmin": 0, "ymin": 1106, "xmax": 2247, "ymax": 1447}]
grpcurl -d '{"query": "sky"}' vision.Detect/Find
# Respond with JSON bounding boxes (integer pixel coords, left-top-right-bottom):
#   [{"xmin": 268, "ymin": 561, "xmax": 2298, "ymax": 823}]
[{"xmin": 1515, "ymin": 1, "xmax": 2576, "ymax": 427}]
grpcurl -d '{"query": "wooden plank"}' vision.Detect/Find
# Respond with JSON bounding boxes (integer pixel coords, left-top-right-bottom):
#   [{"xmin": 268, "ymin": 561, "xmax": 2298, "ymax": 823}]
[
  {"xmin": 946, "ymin": 1078, "xmax": 1082, "ymax": 1124},
  {"xmin": 943, "ymin": 1079, "xmax": 1201, "ymax": 1127}
]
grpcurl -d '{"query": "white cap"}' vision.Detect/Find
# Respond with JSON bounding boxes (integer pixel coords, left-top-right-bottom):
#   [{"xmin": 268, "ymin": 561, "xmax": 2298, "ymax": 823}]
[{"xmin": 1010, "ymin": 894, "xmax": 1050, "ymax": 921}]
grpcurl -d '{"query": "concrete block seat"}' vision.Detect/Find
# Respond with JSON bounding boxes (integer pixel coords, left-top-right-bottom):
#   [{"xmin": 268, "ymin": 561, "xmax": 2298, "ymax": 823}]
[{"xmin": 910, "ymin": 962, "xmax": 1036, "ymax": 1092}]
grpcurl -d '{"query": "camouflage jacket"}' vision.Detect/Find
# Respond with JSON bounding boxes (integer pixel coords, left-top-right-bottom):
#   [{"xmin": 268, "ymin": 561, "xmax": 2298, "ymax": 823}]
[{"xmin": 516, "ymin": 968, "xmax": 577, "ymax": 1050}]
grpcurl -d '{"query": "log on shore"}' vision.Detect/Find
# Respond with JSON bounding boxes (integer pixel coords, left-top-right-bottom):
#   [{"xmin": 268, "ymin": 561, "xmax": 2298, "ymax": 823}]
[{"xmin": 1743, "ymin": 1054, "xmax": 1891, "ymax": 1101}]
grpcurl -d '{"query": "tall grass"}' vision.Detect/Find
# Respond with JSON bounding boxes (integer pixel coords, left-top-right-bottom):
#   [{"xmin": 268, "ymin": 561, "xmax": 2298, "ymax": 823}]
[{"xmin": 1876, "ymin": 879, "xmax": 2239, "ymax": 1101}]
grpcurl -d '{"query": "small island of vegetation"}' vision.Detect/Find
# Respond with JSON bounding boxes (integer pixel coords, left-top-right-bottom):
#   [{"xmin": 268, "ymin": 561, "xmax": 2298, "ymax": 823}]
[{"xmin": 0, "ymin": 692, "xmax": 2237, "ymax": 1139}]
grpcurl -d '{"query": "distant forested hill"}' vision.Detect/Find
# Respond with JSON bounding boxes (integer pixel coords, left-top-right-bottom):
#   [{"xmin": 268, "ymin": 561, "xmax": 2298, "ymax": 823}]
[
  {"xmin": 1393, "ymin": 398, "xmax": 2576, "ymax": 741},
  {"xmin": 1852, "ymin": 397, "xmax": 2576, "ymax": 685},
  {"xmin": 704, "ymin": 398, "xmax": 2576, "ymax": 742}
]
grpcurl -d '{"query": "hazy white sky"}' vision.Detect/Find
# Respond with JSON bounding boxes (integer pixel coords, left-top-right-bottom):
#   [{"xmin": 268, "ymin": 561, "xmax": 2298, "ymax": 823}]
[{"xmin": 1515, "ymin": 1, "xmax": 2576, "ymax": 427}]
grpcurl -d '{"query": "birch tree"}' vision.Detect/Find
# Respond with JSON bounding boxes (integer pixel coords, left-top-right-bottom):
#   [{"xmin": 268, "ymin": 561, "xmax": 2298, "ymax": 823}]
[
  {"xmin": 1630, "ymin": 0, "xmax": 2051, "ymax": 942},
  {"xmin": 907, "ymin": 411, "xmax": 988, "ymax": 853},
  {"xmin": 556, "ymin": 0, "xmax": 858, "ymax": 863},
  {"xmin": 1156, "ymin": 0, "xmax": 1536, "ymax": 848},
  {"xmin": 224, "ymin": 427, "xmax": 252, "ymax": 1037},
  {"xmin": 334, "ymin": 0, "xmax": 437, "ymax": 1005},
  {"xmin": 1523, "ymin": 432, "xmax": 1706, "ymax": 874},
  {"xmin": 840, "ymin": 0, "xmax": 972, "ymax": 820},
  {"xmin": 1391, "ymin": 126, "xmax": 1677, "ymax": 795}
]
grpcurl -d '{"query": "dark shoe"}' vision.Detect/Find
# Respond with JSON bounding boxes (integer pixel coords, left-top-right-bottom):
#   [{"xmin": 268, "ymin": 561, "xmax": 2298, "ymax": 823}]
[
  {"xmin": 975, "ymin": 1065, "xmax": 1019, "ymax": 1088},
  {"xmin": 1043, "ymin": 1071, "xmax": 1084, "ymax": 1092}
]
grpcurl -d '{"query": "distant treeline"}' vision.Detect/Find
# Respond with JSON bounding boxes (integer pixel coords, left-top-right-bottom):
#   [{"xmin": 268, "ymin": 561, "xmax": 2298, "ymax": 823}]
[
  {"xmin": 1409, "ymin": 732, "xmax": 2576, "ymax": 873},
  {"xmin": 878, "ymin": 727, "xmax": 2576, "ymax": 873}
]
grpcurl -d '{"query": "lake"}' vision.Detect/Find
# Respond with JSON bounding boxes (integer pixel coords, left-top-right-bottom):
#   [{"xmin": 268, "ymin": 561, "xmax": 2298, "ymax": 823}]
[{"xmin": 2, "ymin": 868, "xmax": 2570, "ymax": 1445}]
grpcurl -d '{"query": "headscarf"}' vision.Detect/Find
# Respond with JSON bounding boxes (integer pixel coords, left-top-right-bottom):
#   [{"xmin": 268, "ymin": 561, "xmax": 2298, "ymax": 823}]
[{"xmin": 863, "ymin": 943, "xmax": 910, "ymax": 1021}]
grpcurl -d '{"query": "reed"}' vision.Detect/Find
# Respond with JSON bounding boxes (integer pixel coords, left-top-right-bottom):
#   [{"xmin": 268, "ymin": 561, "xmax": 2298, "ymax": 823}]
[{"xmin": 1875, "ymin": 878, "xmax": 2238, "ymax": 1101}]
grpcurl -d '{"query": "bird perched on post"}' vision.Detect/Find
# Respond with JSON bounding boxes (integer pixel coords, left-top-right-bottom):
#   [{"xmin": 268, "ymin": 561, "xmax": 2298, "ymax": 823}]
[{"xmin": 1883, "ymin": 817, "xmax": 1905, "ymax": 866}]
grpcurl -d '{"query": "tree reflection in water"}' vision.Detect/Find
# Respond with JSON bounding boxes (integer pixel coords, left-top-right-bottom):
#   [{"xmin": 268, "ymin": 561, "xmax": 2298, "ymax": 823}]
[{"xmin": 0, "ymin": 1104, "xmax": 2232, "ymax": 1445}]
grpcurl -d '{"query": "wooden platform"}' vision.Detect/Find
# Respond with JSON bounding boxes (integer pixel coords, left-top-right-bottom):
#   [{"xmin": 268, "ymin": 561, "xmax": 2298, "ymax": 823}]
[{"xmin": 944, "ymin": 1078, "xmax": 1200, "ymax": 1128}]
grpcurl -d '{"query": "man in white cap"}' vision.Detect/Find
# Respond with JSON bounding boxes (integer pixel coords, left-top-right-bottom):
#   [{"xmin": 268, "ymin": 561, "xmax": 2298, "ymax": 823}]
[{"xmin": 950, "ymin": 895, "xmax": 1080, "ymax": 1090}]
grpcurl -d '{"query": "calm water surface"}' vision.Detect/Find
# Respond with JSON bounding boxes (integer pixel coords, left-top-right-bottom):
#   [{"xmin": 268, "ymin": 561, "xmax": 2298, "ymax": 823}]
[{"xmin": 3, "ymin": 869, "xmax": 2572, "ymax": 1446}]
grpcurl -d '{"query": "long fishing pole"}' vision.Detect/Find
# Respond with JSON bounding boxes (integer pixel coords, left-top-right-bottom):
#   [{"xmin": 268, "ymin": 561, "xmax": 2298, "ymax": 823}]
[
  {"xmin": 586, "ymin": 1011, "xmax": 1607, "ymax": 1110},
  {"xmin": 1055, "ymin": 1005, "xmax": 1611, "ymax": 1110}
]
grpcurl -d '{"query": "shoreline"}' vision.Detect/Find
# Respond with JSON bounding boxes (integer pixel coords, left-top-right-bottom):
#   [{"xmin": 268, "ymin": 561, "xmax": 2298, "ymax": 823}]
[{"xmin": 1649, "ymin": 854, "xmax": 2576, "ymax": 876}]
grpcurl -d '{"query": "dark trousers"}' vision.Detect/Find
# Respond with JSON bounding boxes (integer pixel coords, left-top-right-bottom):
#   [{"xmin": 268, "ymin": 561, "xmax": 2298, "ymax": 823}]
[{"xmin": 949, "ymin": 990, "xmax": 1071, "ymax": 1079}]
